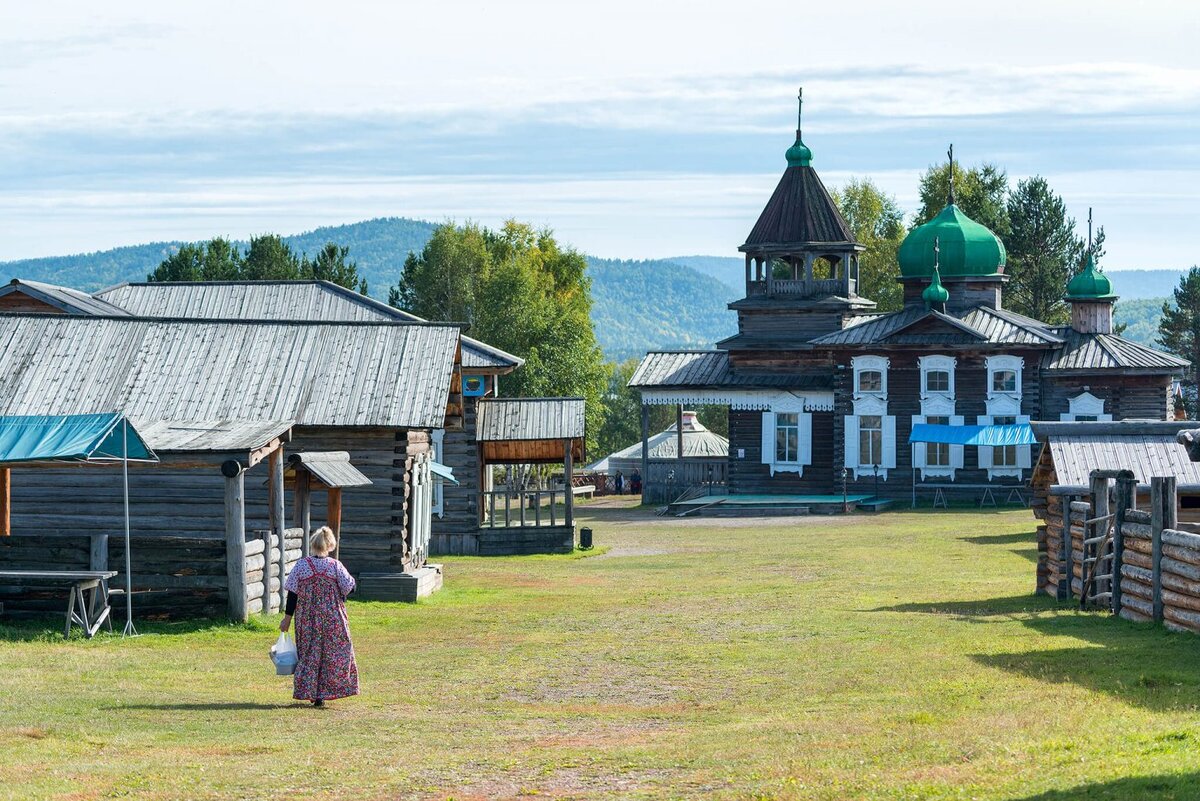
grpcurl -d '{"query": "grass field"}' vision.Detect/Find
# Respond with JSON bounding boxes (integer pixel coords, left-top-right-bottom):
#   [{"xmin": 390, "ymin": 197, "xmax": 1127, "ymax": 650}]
[{"xmin": 4, "ymin": 501, "xmax": 1200, "ymax": 800}]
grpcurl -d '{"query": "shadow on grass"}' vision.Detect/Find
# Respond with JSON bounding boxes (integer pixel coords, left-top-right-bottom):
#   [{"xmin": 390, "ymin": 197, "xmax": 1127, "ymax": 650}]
[
  {"xmin": 1007, "ymin": 772, "xmax": 1200, "ymax": 800},
  {"xmin": 876, "ymin": 593, "xmax": 1200, "ymax": 711},
  {"xmin": 111, "ymin": 702, "xmax": 301, "ymax": 711},
  {"xmin": 960, "ymin": 530, "xmax": 1034, "ymax": 546},
  {"xmin": 0, "ymin": 614, "xmax": 275, "ymax": 643}
]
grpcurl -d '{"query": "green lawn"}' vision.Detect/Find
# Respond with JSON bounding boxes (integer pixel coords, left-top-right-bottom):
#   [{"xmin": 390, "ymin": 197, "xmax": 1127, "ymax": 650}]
[{"xmin": 4, "ymin": 503, "xmax": 1200, "ymax": 800}]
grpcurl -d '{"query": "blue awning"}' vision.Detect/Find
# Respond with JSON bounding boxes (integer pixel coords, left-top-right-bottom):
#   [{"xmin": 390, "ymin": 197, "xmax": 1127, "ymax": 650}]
[
  {"xmin": 0, "ymin": 413, "xmax": 157, "ymax": 464},
  {"xmin": 909, "ymin": 423, "xmax": 1037, "ymax": 447},
  {"xmin": 429, "ymin": 460, "xmax": 459, "ymax": 485}
]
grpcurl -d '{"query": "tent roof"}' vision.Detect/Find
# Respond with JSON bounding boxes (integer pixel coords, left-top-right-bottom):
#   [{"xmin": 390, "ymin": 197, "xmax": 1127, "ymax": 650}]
[
  {"xmin": 0, "ymin": 413, "xmax": 156, "ymax": 464},
  {"xmin": 590, "ymin": 414, "xmax": 729, "ymax": 469},
  {"xmin": 909, "ymin": 423, "xmax": 1037, "ymax": 446}
]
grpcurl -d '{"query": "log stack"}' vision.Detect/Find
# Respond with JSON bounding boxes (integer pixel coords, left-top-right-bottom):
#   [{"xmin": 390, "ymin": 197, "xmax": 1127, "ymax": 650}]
[
  {"xmin": 1117, "ymin": 509, "xmax": 1154, "ymax": 622},
  {"xmin": 1037, "ymin": 494, "xmax": 1073, "ymax": 598},
  {"xmin": 1160, "ymin": 527, "xmax": 1200, "ymax": 634},
  {"xmin": 245, "ymin": 527, "xmax": 303, "ymax": 615}
]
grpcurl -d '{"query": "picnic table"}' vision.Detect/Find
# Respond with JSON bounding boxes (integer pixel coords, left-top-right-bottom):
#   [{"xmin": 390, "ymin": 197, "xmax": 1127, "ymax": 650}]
[{"xmin": 0, "ymin": 570, "xmax": 118, "ymax": 638}]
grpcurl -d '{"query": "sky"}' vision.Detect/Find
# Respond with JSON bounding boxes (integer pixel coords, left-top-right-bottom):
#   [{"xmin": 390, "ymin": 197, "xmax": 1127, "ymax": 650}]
[{"xmin": 0, "ymin": 1, "xmax": 1198, "ymax": 268}]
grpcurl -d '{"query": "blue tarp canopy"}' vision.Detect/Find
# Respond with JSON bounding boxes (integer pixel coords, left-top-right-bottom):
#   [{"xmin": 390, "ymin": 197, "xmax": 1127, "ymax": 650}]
[
  {"xmin": 909, "ymin": 423, "xmax": 1038, "ymax": 447},
  {"xmin": 0, "ymin": 413, "xmax": 156, "ymax": 464},
  {"xmin": 430, "ymin": 461, "xmax": 460, "ymax": 485}
]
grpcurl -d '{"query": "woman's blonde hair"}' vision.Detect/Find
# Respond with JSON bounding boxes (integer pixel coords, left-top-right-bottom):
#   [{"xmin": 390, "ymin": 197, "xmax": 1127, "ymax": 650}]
[{"xmin": 310, "ymin": 525, "xmax": 337, "ymax": 556}]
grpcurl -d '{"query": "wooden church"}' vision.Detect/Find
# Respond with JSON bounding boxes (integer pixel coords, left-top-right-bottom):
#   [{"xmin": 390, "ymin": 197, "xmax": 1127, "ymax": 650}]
[{"xmin": 631, "ymin": 96, "xmax": 1188, "ymax": 505}]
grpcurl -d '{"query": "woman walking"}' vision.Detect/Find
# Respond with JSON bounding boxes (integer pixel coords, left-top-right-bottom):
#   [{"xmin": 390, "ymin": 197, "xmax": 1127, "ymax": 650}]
[{"xmin": 280, "ymin": 526, "xmax": 359, "ymax": 707}]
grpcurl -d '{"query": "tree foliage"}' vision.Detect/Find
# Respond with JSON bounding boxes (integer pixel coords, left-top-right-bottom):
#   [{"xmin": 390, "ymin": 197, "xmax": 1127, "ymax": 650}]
[
  {"xmin": 1004, "ymin": 177, "xmax": 1104, "ymax": 324},
  {"xmin": 148, "ymin": 235, "xmax": 368, "ymax": 293},
  {"xmin": 832, "ymin": 178, "xmax": 906, "ymax": 312},
  {"xmin": 392, "ymin": 220, "xmax": 608, "ymax": 454},
  {"xmin": 1158, "ymin": 266, "xmax": 1200, "ymax": 417},
  {"xmin": 915, "ymin": 161, "xmax": 1011, "ymax": 239}
]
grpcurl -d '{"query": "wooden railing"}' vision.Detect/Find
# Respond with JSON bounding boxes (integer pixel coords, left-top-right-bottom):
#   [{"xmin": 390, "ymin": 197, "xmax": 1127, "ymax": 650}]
[
  {"xmin": 481, "ymin": 489, "xmax": 572, "ymax": 528},
  {"xmin": 745, "ymin": 278, "xmax": 853, "ymax": 298}
]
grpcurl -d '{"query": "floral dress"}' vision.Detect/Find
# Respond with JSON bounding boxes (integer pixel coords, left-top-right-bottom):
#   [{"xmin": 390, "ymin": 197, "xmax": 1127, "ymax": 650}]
[{"xmin": 283, "ymin": 556, "xmax": 359, "ymax": 702}]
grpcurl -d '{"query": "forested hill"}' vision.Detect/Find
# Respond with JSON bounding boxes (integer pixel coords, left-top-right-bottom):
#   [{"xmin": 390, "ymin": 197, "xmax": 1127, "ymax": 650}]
[
  {"xmin": 0, "ymin": 217, "xmax": 439, "ymax": 294},
  {"xmin": 0, "ymin": 216, "xmax": 1184, "ymax": 358},
  {"xmin": 586, "ymin": 258, "xmax": 739, "ymax": 361},
  {"xmin": 0, "ymin": 218, "xmax": 739, "ymax": 361}
]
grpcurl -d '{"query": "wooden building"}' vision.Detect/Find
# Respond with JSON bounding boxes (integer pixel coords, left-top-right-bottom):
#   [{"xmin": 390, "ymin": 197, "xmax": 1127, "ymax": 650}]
[
  {"xmin": 589, "ymin": 410, "xmax": 729, "ymax": 503},
  {"xmin": 0, "ymin": 313, "xmax": 460, "ymax": 619},
  {"xmin": 630, "ymin": 97, "xmax": 1188, "ymax": 506}
]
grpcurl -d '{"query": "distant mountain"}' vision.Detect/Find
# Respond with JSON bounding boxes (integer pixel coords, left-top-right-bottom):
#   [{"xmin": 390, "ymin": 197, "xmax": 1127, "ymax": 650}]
[
  {"xmin": 587, "ymin": 258, "xmax": 739, "ymax": 362},
  {"xmin": 0, "ymin": 217, "xmax": 439, "ymax": 297},
  {"xmin": 0, "ymin": 217, "xmax": 1185, "ymax": 362}
]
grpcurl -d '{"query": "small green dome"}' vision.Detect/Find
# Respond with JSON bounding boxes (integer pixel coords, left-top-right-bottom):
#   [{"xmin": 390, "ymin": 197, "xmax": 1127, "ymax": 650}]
[
  {"xmin": 1066, "ymin": 253, "xmax": 1117, "ymax": 301},
  {"xmin": 898, "ymin": 204, "xmax": 1006, "ymax": 279},
  {"xmin": 922, "ymin": 266, "xmax": 950, "ymax": 306},
  {"xmin": 786, "ymin": 135, "xmax": 812, "ymax": 167}
]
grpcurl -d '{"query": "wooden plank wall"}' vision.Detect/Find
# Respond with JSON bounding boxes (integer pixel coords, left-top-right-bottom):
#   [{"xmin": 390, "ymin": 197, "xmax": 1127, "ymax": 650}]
[{"xmin": 1041, "ymin": 374, "xmax": 1172, "ymax": 421}]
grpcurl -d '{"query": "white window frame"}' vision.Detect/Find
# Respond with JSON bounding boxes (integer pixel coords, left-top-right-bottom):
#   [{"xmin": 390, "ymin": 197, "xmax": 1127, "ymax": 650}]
[
  {"xmin": 976, "ymin": 413, "xmax": 1032, "ymax": 480},
  {"xmin": 986, "ymin": 355, "xmax": 1023, "ymax": 403},
  {"xmin": 912, "ymin": 413, "xmax": 965, "ymax": 480},
  {"xmin": 431, "ymin": 428, "xmax": 446, "ymax": 518},
  {"xmin": 760, "ymin": 394, "xmax": 812, "ymax": 476},
  {"xmin": 852, "ymin": 355, "xmax": 889, "ymax": 399},
  {"xmin": 919, "ymin": 355, "xmax": 956, "ymax": 405},
  {"xmin": 1060, "ymin": 391, "xmax": 1112, "ymax": 422}
]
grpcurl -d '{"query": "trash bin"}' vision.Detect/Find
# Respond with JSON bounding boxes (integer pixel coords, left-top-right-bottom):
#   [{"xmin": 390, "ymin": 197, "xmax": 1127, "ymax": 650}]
[{"xmin": 579, "ymin": 527, "xmax": 593, "ymax": 549}]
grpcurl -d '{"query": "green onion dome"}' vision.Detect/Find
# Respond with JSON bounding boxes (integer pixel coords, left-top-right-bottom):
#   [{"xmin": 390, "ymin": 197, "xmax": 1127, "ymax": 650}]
[
  {"xmin": 785, "ymin": 135, "xmax": 812, "ymax": 167},
  {"xmin": 1066, "ymin": 253, "xmax": 1117, "ymax": 301},
  {"xmin": 898, "ymin": 204, "xmax": 1006, "ymax": 279},
  {"xmin": 922, "ymin": 265, "xmax": 950, "ymax": 306}
]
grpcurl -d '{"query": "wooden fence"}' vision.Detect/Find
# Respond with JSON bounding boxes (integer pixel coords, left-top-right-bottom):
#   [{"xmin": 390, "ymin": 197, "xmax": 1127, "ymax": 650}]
[{"xmin": 1037, "ymin": 473, "xmax": 1200, "ymax": 635}]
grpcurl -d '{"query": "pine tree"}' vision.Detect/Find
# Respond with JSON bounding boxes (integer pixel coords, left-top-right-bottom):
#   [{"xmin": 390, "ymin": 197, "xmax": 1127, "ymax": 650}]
[
  {"xmin": 1005, "ymin": 177, "xmax": 1081, "ymax": 323},
  {"xmin": 1158, "ymin": 266, "xmax": 1200, "ymax": 417},
  {"xmin": 832, "ymin": 178, "xmax": 905, "ymax": 311}
]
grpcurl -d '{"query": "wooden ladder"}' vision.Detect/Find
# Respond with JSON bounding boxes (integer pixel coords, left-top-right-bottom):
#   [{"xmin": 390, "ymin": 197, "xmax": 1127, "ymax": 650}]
[{"xmin": 1080, "ymin": 511, "xmax": 1117, "ymax": 611}]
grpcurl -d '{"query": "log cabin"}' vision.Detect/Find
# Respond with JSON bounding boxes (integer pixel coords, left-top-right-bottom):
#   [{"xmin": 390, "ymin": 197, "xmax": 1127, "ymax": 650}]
[
  {"xmin": 0, "ymin": 313, "xmax": 461, "ymax": 619},
  {"xmin": 1, "ymin": 278, "xmax": 584, "ymax": 554},
  {"xmin": 630, "ymin": 97, "xmax": 1188, "ymax": 508}
]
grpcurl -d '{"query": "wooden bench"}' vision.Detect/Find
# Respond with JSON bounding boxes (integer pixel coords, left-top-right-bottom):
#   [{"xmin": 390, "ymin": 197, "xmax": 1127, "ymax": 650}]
[
  {"xmin": 921, "ymin": 484, "xmax": 1027, "ymax": 509},
  {"xmin": 0, "ymin": 570, "xmax": 118, "ymax": 638}
]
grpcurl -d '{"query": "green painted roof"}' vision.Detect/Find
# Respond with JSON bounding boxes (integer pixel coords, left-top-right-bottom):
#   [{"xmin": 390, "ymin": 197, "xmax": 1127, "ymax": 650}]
[
  {"xmin": 898, "ymin": 204, "xmax": 1006, "ymax": 279},
  {"xmin": 922, "ymin": 266, "xmax": 950, "ymax": 306},
  {"xmin": 1066, "ymin": 253, "xmax": 1117, "ymax": 301},
  {"xmin": 785, "ymin": 134, "xmax": 812, "ymax": 167}
]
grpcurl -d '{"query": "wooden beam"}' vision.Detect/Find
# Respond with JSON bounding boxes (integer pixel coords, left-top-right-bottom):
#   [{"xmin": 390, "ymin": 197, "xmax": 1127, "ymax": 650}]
[
  {"xmin": 0, "ymin": 467, "xmax": 9, "ymax": 537},
  {"xmin": 269, "ymin": 447, "xmax": 286, "ymax": 613},
  {"xmin": 223, "ymin": 463, "xmax": 248, "ymax": 623},
  {"xmin": 247, "ymin": 437, "xmax": 284, "ymax": 469},
  {"xmin": 294, "ymin": 470, "xmax": 312, "ymax": 556},
  {"xmin": 676, "ymin": 405, "xmax": 684, "ymax": 465},
  {"xmin": 328, "ymin": 487, "xmax": 343, "ymax": 562},
  {"xmin": 564, "ymin": 438, "xmax": 575, "ymax": 531}
]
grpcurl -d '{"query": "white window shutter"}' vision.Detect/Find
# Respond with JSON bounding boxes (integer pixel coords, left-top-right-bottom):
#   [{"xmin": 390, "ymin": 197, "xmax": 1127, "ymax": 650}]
[
  {"xmin": 431, "ymin": 429, "xmax": 446, "ymax": 517},
  {"xmin": 911, "ymin": 414, "xmax": 925, "ymax": 468},
  {"xmin": 950, "ymin": 414, "xmax": 965, "ymax": 469},
  {"xmin": 883, "ymin": 415, "xmax": 897, "ymax": 469},
  {"xmin": 977, "ymin": 415, "xmax": 992, "ymax": 469},
  {"xmin": 761, "ymin": 411, "xmax": 775, "ymax": 471},
  {"xmin": 844, "ymin": 415, "xmax": 858, "ymax": 469},
  {"xmin": 1017, "ymin": 414, "xmax": 1033, "ymax": 469},
  {"xmin": 800, "ymin": 412, "xmax": 813, "ymax": 466}
]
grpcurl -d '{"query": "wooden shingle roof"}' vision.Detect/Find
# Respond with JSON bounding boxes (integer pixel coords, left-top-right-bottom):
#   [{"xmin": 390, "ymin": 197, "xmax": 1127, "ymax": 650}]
[
  {"xmin": 1043, "ymin": 330, "xmax": 1188, "ymax": 373},
  {"xmin": 629, "ymin": 351, "xmax": 831, "ymax": 391},
  {"xmin": 475, "ymin": 398, "xmax": 585, "ymax": 442},
  {"xmin": 741, "ymin": 167, "xmax": 858, "ymax": 251}
]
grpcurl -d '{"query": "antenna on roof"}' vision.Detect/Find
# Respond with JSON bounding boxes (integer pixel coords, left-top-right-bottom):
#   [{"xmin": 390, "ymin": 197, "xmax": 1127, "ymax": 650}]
[{"xmin": 947, "ymin": 144, "xmax": 956, "ymax": 206}]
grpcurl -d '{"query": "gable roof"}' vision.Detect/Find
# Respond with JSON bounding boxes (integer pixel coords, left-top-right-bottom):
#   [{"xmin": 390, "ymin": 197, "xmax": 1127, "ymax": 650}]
[
  {"xmin": 0, "ymin": 279, "xmax": 130, "ymax": 316},
  {"xmin": 809, "ymin": 304, "xmax": 1064, "ymax": 348},
  {"xmin": 476, "ymin": 397, "xmax": 586, "ymax": 442},
  {"xmin": 93, "ymin": 280, "xmax": 522, "ymax": 372},
  {"xmin": 628, "ymin": 350, "xmax": 831, "ymax": 391},
  {"xmin": 1030, "ymin": 421, "xmax": 1200, "ymax": 488},
  {"xmin": 0, "ymin": 315, "xmax": 459, "ymax": 430},
  {"xmin": 741, "ymin": 167, "xmax": 857, "ymax": 250},
  {"xmin": 1043, "ymin": 330, "xmax": 1189, "ymax": 372}
]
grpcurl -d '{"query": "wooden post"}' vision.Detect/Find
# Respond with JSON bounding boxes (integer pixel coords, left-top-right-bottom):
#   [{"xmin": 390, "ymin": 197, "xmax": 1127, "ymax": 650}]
[
  {"xmin": 640, "ymin": 403, "xmax": 650, "ymax": 502},
  {"xmin": 223, "ymin": 462, "xmax": 248, "ymax": 623},
  {"xmin": 0, "ymin": 467, "xmax": 9, "ymax": 537},
  {"xmin": 765, "ymin": 256, "xmax": 774, "ymax": 295},
  {"xmin": 564, "ymin": 438, "xmax": 575, "ymax": 530},
  {"xmin": 294, "ymin": 470, "xmax": 312, "ymax": 557},
  {"xmin": 269, "ymin": 448, "xmax": 286, "ymax": 612},
  {"xmin": 1151, "ymin": 477, "xmax": 1166, "ymax": 623},
  {"xmin": 1112, "ymin": 478, "xmax": 1133, "ymax": 615},
  {"xmin": 676, "ymin": 406, "xmax": 685, "ymax": 466},
  {"xmin": 328, "ymin": 487, "xmax": 342, "ymax": 562}
]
